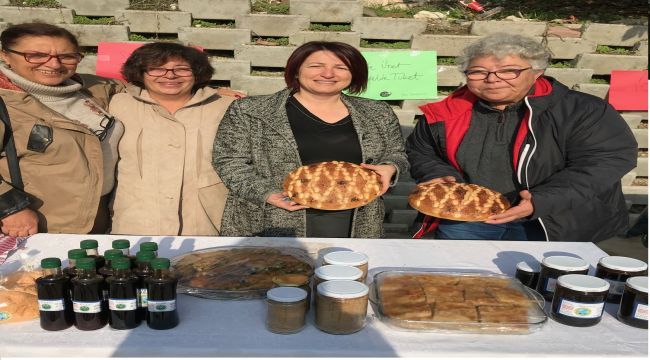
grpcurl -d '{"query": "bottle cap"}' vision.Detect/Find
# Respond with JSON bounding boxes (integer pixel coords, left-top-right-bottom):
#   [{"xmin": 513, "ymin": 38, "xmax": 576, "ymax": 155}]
[
  {"xmin": 111, "ymin": 239, "xmax": 131, "ymax": 250},
  {"xmin": 67, "ymin": 248, "xmax": 87, "ymax": 260},
  {"xmin": 41, "ymin": 257, "xmax": 61, "ymax": 269},
  {"xmin": 112, "ymin": 257, "xmax": 131, "ymax": 270},
  {"xmin": 104, "ymin": 249, "xmax": 124, "ymax": 260},
  {"xmin": 79, "ymin": 239, "xmax": 99, "ymax": 249},
  {"xmin": 267, "ymin": 287, "xmax": 307, "ymax": 302},
  {"xmin": 139, "ymin": 242, "xmax": 158, "ymax": 252},
  {"xmin": 317, "ymin": 280, "xmax": 369, "ymax": 299},
  {"xmin": 598, "ymin": 256, "xmax": 648, "ymax": 272},
  {"xmin": 76, "ymin": 257, "xmax": 96, "ymax": 270},
  {"xmin": 557, "ymin": 274, "xmax": 609, "ymax": 293},
  {"xmin": 151, "ymin": 258, "xmax": 171, "ymax": 270},
  {"xmin": 323, "ymin": 251, "xmax": 368, "ymax": 266},
  {"xmin": 136, "ymin": 250, "xmax": 156, "ymax": 262},
  {"xmin": 626, "ymin": 276, "xmax": 648, "ymax": 294}
]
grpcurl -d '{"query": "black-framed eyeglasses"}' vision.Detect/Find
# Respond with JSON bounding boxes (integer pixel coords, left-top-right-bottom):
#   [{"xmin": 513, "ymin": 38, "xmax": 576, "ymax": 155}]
[
  {"xmin": 93, "ymin": 115, "xmax": 115, "ymax": 141},
  {"xmin": 464, "ymin": 67, "xmax": 533, "ymax": 80},
  {"xmin": 145, "ymin": 67, "xmax": 194, "ymax": 77},
  {"xmin": 3, "ymin": 48, "xmax": 84, "ymax": 65}
]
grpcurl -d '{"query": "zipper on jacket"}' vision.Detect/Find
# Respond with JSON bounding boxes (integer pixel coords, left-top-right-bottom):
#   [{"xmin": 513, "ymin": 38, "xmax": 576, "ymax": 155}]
[
  {"xmin": 523, "ymin": 97, "xmax": 550, "ymax": 242},
  {"xmin": 496, "ymin": 112, "xmax": 505, "ymax": 143}
]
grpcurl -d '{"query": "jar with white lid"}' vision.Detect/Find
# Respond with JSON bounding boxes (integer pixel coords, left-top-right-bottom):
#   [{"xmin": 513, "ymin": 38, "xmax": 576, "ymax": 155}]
[
  {"xmin": 515, "ymin": 261, "xmax": 540, "ymax": 289},
  {"xmin": 595, "ymin": 256, "xmax": 647, "ymax": 303},
  {"xmin": 322, "ymin": 251, "xmax": 369, "ymax": 282},
  {"xmin": 314, "ymin": 265, "xmax": 363, "ymax": 289},
  {"xmin": 266, "ymin": 287, "xmax": 308, "ymax": 334},
  {"xmin": 617, "ymin": 276, "xmax": 648, "ymax": 329},
  {"xmin": 315, "ymin": 280, "xmax": 369, "ymax": 334},
  {"xmin": 536, "ymin": 256, "xmax": 589, "ymax": 301},
  {"xmin": 550, "ymin": 274, "xmax": 609, "ymax": 327}
]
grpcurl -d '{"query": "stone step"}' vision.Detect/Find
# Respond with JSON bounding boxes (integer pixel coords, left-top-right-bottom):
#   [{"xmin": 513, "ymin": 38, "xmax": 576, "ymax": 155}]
[
  {"xmin": 382, "ymin": 223, "xmax": 409, "ymax": 233},
  {"xmin": 387, "ymin": 181, "xmax": 416, "ymax": 196},
  {"xmin": 289, "ymin": 0, "xmax": 362, "ymax": 23},
  {"xmin": 572, "ymin": 83, "xmax": 609, "ymax": 99},
  {"xmin": 236, "ymin": 14, "xmax": 309, "ymax": 37},
  {"xmin": 383, "ymin": 195, "xmax": 411, "ymax": 212},
  {"xmin": 623, "ymin": 185, "xmax": 648, "ymax": 205},
  {"xmin": 582, "ymin": 23, "xmax": 648, "ymax": 47},
  {"xmin": 575, "ymin": 53, "xmax": 648, "ymax": 75},
  {"xmin": 352, "ymin": 17, "xmax": 427, "ymax": 41},
  {"xmin": 632, "ymin": 129, "xmax": 648, "ymax": 149},
  {"xmin": 115, "ymin": 9, "xmax": 191, "ymax": 33},
  {"xmin": 178, "ymin": 0, "xmax": 250, "ymax": 20},
  {"xmin": 388, "ymin": 209, "xmax": 418, "ymax": 225}
]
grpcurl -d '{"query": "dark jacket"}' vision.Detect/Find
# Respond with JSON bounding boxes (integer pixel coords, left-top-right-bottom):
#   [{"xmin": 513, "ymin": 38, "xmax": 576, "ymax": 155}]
[
  {"xmin": 213, "ymin": 88, "xmax": 409, "ymax": 238},
  {"xmin": 406, "ymin": 76, "xmax": 638, "ymax": 242}
]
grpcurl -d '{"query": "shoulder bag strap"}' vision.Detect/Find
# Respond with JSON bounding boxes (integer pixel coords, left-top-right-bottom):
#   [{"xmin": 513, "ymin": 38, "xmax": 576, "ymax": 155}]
[{"xmin": 0, "ymin": 96, "xmax": 24, "ymax": 190}]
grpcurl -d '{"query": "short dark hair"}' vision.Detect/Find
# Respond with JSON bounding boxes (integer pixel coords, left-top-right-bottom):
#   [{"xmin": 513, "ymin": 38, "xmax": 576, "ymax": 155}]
[
  {"xmin": 284, "ymin": 41, "xmax": 368, "ymax": 94},
  {"xmin": 0, "ymin": 22, "xmax": 79, "ymax": 51},
  {"xmin": 121, "ymin": 42, "xmax": 214, "ymax": 89}
]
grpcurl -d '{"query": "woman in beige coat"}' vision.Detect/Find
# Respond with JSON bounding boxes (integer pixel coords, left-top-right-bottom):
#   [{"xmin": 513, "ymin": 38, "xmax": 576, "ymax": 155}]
[{"xmin": 110, "ymin": 42, "xmax": 236, "ymax": 236}]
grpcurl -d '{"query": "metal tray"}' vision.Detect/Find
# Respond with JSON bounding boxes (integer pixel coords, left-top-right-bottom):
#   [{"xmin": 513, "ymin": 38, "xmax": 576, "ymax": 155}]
[
  {"xmin": 369, "ymin": 270, "xmax": 547, "ymax": 334},
  {"xmin": 171, "ymin": 246, "xmax": 314, "ymax": 300}
]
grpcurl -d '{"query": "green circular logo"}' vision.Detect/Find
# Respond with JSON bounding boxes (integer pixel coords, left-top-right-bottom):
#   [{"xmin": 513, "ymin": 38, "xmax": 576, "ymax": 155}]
[
  {"xmin": 42, "ymin": 304, "xmax": 51, "ymax": 310},
  {"xmin": 116, "ymin": 304, "xmax": 126, "ymax": 309},
  {"xmin": 80, "ymin": 306, "xmax": 90, "ymax": 312},
  {"xmin": 156, "ymin": 305, "xmax": 167, "ymax": 311},
  {"xmin": 574, "ymin": 308, "xmax": 592, "ymax": 316}
]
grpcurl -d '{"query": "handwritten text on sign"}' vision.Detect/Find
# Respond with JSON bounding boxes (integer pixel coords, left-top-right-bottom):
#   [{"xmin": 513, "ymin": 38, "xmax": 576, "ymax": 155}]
[{"xmin": 358, "ymin": 51, "xmax": 437, "ymax": 100}]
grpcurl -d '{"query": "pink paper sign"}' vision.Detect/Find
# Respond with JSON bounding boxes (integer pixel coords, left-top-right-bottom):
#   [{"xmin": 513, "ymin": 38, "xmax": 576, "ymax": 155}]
[
  {"xmin": 608, "ymin": 70, "xmax": 648, "ymax": 111},
  {"xmin": 96, "ymin": 42, "xmax": 147, "ymax": 80}
]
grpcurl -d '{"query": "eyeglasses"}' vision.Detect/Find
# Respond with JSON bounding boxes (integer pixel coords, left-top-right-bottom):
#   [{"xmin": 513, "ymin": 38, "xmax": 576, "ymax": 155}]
[
  {"xmin": 3, "ymin": 48, "xmax": 83, "ymax": 65},
  {"xmin": 464, "ymin": 67, "xmax": 533, "ymax": 80},
  {"xmin": 93, "ymin": 115, "xmax": 115, "ymax": 141},
  {"xmin": 145, "ymin": 67, "xmax": 193, "ymax": 77}
]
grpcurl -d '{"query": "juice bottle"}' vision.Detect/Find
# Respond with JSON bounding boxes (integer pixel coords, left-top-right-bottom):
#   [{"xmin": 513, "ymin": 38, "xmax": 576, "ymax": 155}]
[
  {"xmin": 36, "ymin": 257, "xmax": 73, "ymax": 331},
  {"xmin": 63, "ymin": 248, "xmax": 87, "ymax": 279},
  {"xmin": 145, "ymin": 258, "xmax": 179, "ymax": 330},
  {"xmin": 71, "ymin": 257, "xmax": 107, "ymax": 330},
  {"xmin": 112, "ymin": 239, "xmax": 135, "ymax": 267},
  {"xmin": 107, "ymin": 257, "xmax": 140, "ymax": 329},
  {"xmin": 134, "ymin": 250, "xmax": 156, "ymax": 322},
  {"xmin": 80, "ymin": 239, "xmax": 105, "ymax": 270},
  {"xmin": 139, "ymin": 242, "xmax": 158, "ymax": 256}
]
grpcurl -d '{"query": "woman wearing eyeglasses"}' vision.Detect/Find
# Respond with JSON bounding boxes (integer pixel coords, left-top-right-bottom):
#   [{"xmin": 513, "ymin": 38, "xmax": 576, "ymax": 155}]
[
  {"xmin": 0, "ymin": 22, "xmax": 125, "ymax": 236},
  {"xmin": 108, "ymin": 42, "xmax": 237, "ymax": 236},
  {"xmin": 407, "ymin": 33, "xmax": 637, "ymax": 242}
]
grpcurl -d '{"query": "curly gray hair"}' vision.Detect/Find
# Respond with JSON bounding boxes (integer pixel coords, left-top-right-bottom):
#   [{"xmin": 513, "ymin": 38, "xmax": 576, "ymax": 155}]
[{"xmin": 457, "ymin": 33, "xmax": 551, "ymax": 71}]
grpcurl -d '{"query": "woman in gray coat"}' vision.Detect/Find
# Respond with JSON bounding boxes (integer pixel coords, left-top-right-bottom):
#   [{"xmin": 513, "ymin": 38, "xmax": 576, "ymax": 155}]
[{"xmin": 213, "ymin": 41, "xmax": 408, "ymax": 238}]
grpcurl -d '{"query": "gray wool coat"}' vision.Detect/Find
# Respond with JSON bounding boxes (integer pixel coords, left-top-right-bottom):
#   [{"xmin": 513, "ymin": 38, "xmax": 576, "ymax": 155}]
[{"xmin": 212, "ymin": 88, "xmax": 409, "ymax": 238}]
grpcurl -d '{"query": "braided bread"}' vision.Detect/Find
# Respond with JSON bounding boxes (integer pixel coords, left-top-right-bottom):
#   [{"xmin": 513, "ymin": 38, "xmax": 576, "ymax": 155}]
[
  {"xmin": 408, "ymin": 182, "xmax": 510, "ymax": 221},
  {"xmin": 283, "ymin": 161, "xmax": 382, "ymax": 210}
]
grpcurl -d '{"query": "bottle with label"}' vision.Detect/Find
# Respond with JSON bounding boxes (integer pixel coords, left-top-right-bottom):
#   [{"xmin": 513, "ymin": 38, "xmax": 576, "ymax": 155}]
[
  {"xmin": 134, "ymin": 250, "xmax": 156, "ymax": 322},
  {"xmin": 71, "ymin": 257, "xmax": 107, "ymax": 330},
  {"xmin": 80, "ymin": 239, "xmax": 105, "ymax": 270},
  {"xmin": 106, "ymin": 257, "xmax": 140, "ymax": 329},
  {"xmin": 36, "ymin": 257, "xmax": 73, "ymax": 331},
  {"xmin": 145, "ymin": 258, "xmax": 179, "ymax": 330},
  {"xmin": 139, "ymin": 242, "xmax": 158, "ymax": 256},
  {"xmin": 112, "ymin": 239, "xmax": 135, "ymax": 267},
  {"xmin": 63, "ymin": 249, "xmax": 87, "ymax": 279}
]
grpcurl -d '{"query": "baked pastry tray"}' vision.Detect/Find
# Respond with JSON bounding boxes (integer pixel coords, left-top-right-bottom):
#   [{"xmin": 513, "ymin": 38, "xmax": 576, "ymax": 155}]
[
  {"xmin": 369, "ymin": 270, "xmax": 547, "ymax": 334},
  {"xmin": 171, "ymin": 246, "xmax": 314, "ymax": 300}
]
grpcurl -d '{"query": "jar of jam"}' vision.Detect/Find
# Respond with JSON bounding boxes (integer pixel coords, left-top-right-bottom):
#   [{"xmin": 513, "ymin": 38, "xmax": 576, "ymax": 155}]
[
  {"xmin": 266, "ymin": 287, "xmax": 308, "ymax": 334},
  {"xmin": 537, "ymin": 256, "xmax": 589, "ymax": 301},
  {"xmin": 617, "ymin": 276, "xmax": 648, "ymax": 329},
  {"xmin": 322, "ymin": 251, "xmax": 369, "ymax": 282},
  {"xmin": 315, "ymin": 280, "xmax": 368, "ymax": 334},
  {"xmin": 515, "ymin": 261, "xmax": 540, "ymax": 290},
  {"xmin": 550, "ymin": 274, "xmax": 609, "ymax": 327},
  {"xmin": 272, "ymin": 274, "xmax": 311, "ymax": 310},
  {"xmin": 595, "ymin": 256, "xmax": 647, "ymax": 303}
]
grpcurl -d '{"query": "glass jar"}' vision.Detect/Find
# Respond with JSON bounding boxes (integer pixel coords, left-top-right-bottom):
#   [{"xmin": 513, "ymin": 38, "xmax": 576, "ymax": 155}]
[
  {"xmin": 550, "ymin": 274, "xmax": 609, "ymax": 327},
  {"xmin": 314, "ymin": 265, "xmax": 363, "ymax": 289},
  {"xmin": 322, "ymin": 251, "xmax": 369, "ymax": 282},
  {"xmin": 515, "ymin": 261, "xmax": 540, "ymax": 289},
  {"xmin": 266, "ymin": 287, "xmax": 308, "ymax": 334},
  {"xmin": 315, "ymin": 280, "xmax": 368, "ymax": 335},
  {"xmin": 617, "ymin": 276, "xmax": 648, "ymax": 329},
  {"xmin": 537, "ymin": 256, "xmax": 589, "ymax": 301},
  {"xmin": 595, "ymin": 256, "xmax": 647, "ymax": 303},
  {"xmin": 272, "ymin": 274, "xmax": 311, "ymax": 310}
]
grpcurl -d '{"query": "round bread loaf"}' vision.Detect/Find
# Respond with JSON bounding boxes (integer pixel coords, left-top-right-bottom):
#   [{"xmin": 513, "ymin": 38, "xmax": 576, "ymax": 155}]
[
  {"xmin": 408, "ymin": 182, "xmax": 510, "ymax": 221},
  {"xmin": 283, "ymin": 161, "xmax": 382, "ymax": 210}
]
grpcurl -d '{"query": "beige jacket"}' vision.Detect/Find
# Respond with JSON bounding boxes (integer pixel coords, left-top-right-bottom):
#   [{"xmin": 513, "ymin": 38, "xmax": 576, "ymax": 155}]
[
  {"xmin": 0, "ymin": 74, "xmax": 124, "ymax": 233},
  {"xmin": 109, "ymin": 85, "xmax": 235, "ymax": 236}
]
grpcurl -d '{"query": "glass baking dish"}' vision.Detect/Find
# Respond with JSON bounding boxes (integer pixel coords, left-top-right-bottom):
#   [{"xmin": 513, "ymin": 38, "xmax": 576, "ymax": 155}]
[
  {"xmin": 171, "ymin": 246, "xmax": 314, "ymax": 300},
  {"xmin": 369, "ymin": 270, "xmax": 547, "ymax": 334}
]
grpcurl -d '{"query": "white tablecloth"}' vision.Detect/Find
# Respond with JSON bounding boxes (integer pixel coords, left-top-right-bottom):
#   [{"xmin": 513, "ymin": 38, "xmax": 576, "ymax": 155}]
[{"xmin": 0, "ymin": 234, "xmax": 647, "ymax": 357}]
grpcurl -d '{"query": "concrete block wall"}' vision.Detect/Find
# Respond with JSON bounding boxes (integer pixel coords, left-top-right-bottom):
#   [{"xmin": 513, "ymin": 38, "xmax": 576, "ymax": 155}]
[{"xmin": 0, "ymin": 2, "xmax": 646, "ymax": 238}]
